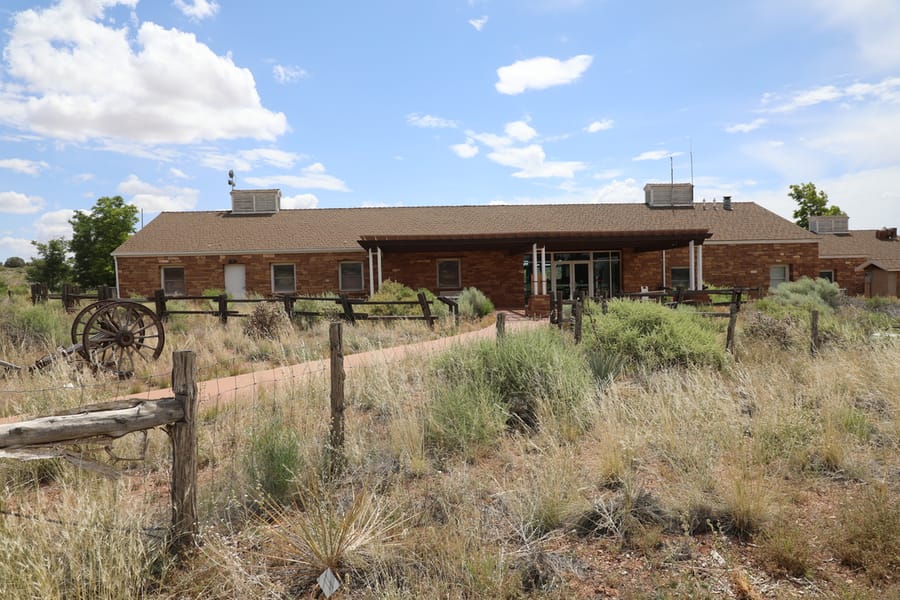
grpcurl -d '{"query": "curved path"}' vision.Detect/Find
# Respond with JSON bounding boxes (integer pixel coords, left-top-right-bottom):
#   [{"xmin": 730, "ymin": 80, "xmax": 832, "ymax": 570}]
[{"xmin": 123, "ymin": 312, "xmax": 543, "ymax": 408}]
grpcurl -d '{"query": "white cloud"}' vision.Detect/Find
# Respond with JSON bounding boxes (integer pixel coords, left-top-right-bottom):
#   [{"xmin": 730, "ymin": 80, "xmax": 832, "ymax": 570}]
[
  {"xmin": 0, "ymin": 237, "xmax": 37, "ymax": 260},
  {"xmin": 632, "ymin": 150, "xmax": 682, "ymax": 161},
  {"xmin": 245, "ymin": 163, "xmax": 350, "ymax": 191},
  {"xmin": 169, "ymin": 167, "xmax": 189, "ymax": 179},
  {"xmin": 406, "ymin": 113, "xmax": 458, "ymax": 128},
  {"xmin": 116, "ymin": 174, "xmax": 199, "ymax": 211},
  {"xmin": 763, "ymin": 77, "xmax": 900, "ymax": 113},
  {"xmin": 799, "ymin": 0, "xmax": 900, "ymax": 70},
  {"xmin": 586, "ymin": 119, "xmax": 614, "ymax": 133},
  {"xmin": 0, "ymin": 158, "xmax": 49, "ymax": 175},
  {"xmin": 202, "ymin": 148, "xmax": 303, "ymax": 172},
  {"xmin": 273, "ymin": 64, "xmax": 308, "ymax": 84},
  {"xmin": 469, "ymin": 15, "xmax": 489, "ymax": 31},
  {"xmin": 0, "ymin": 1, "xmax": 286, "ymax": 145},
  {"xmin": 74, "ymin": 173, "xmax": 94, "ymax": 182},
  {"xmin": 281, "ymin": 193, "xmax": 319, "ymax": 209},
  {"xmin": 173, "ymin": 0, "xmax": 219, "ymax": 20},
  {"xmin": 0, "ymin": 191, "xmax": 44, "ymax": 213},
  {"xmin": 450, "ymin": 138, "xmax": 479, "ymax": 158},
  {"xmin": 504, "ymin": 120, "xmax": 537, "ymax": 142},
  {"xmin": 495, "ymin": 54, "xmax": 593, "ymax": 95},
  {"xmin": 487, "ymin": 144, "xmax": 584, "ymax": 178},
  {"xmin": 34, "ymin": 209, "xmax": 74, "ymax": 240},
  {"xmin": 726, "ymin": 118, "xmax": 767, "ymax": 133}
]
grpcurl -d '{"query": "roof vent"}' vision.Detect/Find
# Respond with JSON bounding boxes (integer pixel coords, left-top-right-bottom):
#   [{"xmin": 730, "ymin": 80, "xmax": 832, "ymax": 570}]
[
  {"xmin": 230, "ymin": 189, "xmax": 281, "ymax": 214},
  {"xmin": 722, "ymin": 195, "xmax": 733, "ymax": 211},
  {"xmin": 875, "ymin": 227, "xmax": 897, "ymax": 241},
  {"xmin": 643, "ymin": 183, "xmax": 694, "ymax": 208},
  {"xmin": 808, "ymin": 215, "xmax": 849, "ymax": 234}
]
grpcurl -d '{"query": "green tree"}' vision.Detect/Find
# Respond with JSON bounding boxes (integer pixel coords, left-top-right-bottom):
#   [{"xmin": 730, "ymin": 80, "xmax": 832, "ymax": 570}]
[
  {"xmin": 3, "ymin": 256, "xmax": 26, "ymax": 268},
  {"xmin": 789, "ymin": 182, "xmax": 843, "ymax": 229},
  {"xmin": 25, "ymin": 238, "xmax": 72, "ymax": 291},
  {"xmin": 69, "ymin": 196, "xmax": 138, "ymax": 287}
]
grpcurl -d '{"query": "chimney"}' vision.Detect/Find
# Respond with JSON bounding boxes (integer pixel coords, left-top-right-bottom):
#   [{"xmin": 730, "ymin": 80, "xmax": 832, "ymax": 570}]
[
  {"xmin": 722, "ymin": 195, "xmax": 732, "ymax": 211},
  {"xmin": 876, "ymin": 227, "xmax": 897, "ymax": 241}
]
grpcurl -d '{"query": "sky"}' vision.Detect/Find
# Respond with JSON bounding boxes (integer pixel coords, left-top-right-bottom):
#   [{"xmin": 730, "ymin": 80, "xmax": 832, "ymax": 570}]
[{"xmin": 1, "ymin": 0, "xmax": 899, "ymax": 260}]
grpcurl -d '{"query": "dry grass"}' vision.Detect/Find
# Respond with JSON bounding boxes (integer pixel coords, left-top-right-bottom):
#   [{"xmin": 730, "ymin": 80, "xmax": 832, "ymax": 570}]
[{"xmin": 1, "ymin": 297, "xmax": 898, "ymax": 598}]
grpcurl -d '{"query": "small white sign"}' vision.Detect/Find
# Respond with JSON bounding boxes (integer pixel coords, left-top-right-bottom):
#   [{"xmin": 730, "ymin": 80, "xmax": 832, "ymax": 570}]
[{"xmin": 318, "ymin": 568, "xmax": 341, "ymax": 598}]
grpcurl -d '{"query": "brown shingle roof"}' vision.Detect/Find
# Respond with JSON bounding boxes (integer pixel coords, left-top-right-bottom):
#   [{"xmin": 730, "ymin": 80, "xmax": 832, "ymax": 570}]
[
  {"xmin": 113, "ymin": 201, "xmax": 815, "ymax": 256},
  {"xmin": 817, "ymin": 230, "xmax": 900, "ymax": 259},
  {"xmin": 856, "ymin": 258, "xmax": 900, "ymax": 272}
]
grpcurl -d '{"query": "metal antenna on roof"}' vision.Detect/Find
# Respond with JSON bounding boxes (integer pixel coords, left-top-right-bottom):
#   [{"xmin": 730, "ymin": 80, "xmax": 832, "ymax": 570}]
[
  {"xmin": 228, "ymin": 169, "xmax": 236, "ymax": 190},
  {"xmin": 689, "ymin": 137, "xmax": 694, "ymax": 185}
]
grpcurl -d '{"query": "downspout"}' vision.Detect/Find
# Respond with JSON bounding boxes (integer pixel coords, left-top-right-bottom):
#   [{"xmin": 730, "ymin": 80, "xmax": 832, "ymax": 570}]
[
  {"xmin": 377, "ymin": 247, "xmax": 383, "ymax": 290},
  {"xmin": 541, "ymin": 246, "xmax": 547, "ymax": 295},
  {"xmin": 688, "ymin": 240, "xmax": 696, "ymax": 290},
  {"xmin": 368, "ymin": 248, "xmax": 375, "ymax": 296},
  {"xmin": 113, "ymin": 256, "xmax": 120, "ymax": 298}
]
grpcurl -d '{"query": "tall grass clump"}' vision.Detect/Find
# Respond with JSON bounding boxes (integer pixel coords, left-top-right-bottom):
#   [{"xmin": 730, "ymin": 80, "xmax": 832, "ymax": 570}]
[
  {"xmin": 0, "ymin": 301, "xmax": 69, "ymax": 352},
  {"xmin": 429, "ymin": 328, "xmax": 596, "ymax": 449},
  {"xmin": 425, "ymin": 379, "xmax": 508, "ymax": 459},
  {"xmin": 243, "ymin": 301, "xmax": 293, "ymax": 340},
  {"xmin": 830, "ymin": 483, "xmax": 900, "ymax": 581},
  {"xmin": 244, "ymin": 413, "xmax": 305, "ymax": 503},
  {"xmin": 456, "ymin": 287, "xmax": 494, "ymax": 320},
  {"xmin": 582, "ymin": 299, "xmax": 726, "ymax": 371}
]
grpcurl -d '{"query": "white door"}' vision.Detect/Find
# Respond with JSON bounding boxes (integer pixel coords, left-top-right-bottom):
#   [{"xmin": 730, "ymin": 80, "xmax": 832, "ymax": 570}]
[{"xmin": 224, "ymin": 264, "xmax": 246, "ymax": 299}]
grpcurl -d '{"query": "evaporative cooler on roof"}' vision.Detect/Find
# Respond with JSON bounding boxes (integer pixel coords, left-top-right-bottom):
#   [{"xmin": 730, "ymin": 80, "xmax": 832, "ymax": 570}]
[
  {"xmin": 230, "ymin": 189, "xmax": 281, "ymax": 214},
  {"xmin": 643, "ymin": 183, "xmax": 694, "ymax": 208}
]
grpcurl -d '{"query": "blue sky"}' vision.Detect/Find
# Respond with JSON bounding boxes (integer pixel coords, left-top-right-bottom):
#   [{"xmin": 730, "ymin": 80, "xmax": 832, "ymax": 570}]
[{"xmin": 1, "ymin": 0, "xmax": 899, "ymax": 260}]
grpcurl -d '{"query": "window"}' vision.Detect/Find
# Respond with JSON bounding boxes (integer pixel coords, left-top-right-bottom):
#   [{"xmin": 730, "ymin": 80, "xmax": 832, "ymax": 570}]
[
  {"xmin": 339, "ymin": 262, "xmax": 364, "ymax": 291},
  {"xmin": 271, "ymin": 264, "xmax": 296, "ymax": 294},
  {"xmin": 818, "ymin": 270, "xmax": 834, "ymax": 283},
  {"xmin": 770, "ymin": 265, "xmax": 789, "ymax": 289},
  {"xmin": 437, "ymin": 259, "xmax": 461, "ymax": 289},
  {"xmin": 161, "ymin": 266, "xmax": 185, "ymax": 295},
  {"xmin": 670, "ymin": 267, "xmax": 690, "ymax": 290}
]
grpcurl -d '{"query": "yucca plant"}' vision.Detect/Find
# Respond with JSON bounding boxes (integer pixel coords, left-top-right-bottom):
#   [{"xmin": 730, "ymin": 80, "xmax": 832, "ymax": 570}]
[{"xmin": 263, "ymin": 479, "xmax": 406, "ymax": 586}]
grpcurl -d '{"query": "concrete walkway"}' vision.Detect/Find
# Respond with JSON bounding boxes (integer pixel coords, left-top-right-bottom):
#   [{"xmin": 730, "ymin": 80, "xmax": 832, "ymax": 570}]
[{"xmin": 123, "ymin": 312, "xmax": 544, "ymax": 408}]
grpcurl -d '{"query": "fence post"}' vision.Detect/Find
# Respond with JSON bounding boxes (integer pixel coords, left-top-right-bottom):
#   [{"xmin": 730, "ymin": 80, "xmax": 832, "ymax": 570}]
[
  {"xmin": 167, "ymin": 350, "xmax": 198, "ymax": 556},
  {"xmin": 218, "ymin": 294, "xmax": 229, "ymax": 324},
  {"xmin": 573, "ymin": 298, "xmax": 583, "ymax": 344},
  {"xmin": 338, "ymin": 294, "xmax": 356, "ymax": 325},
  {"xmin": 328, "ymin": 322, "xmax": 345, "ymax": 477},
  {"xmin": 417, "ymin": 292, "xmax": 434, "ymax": 330},
  {"xmin": 556, "ymin": 294, "xmax": 564, "ymax": 330},
  {"xmin": 496, "ymin": 312, "xmax": 506, "ymax": 340},
  {"xmin": 154, "ymin": 289, "xmax": 168, "ymax": 320},
  {"xmin": 810, "ymin": 309, "xmax": 820, "ymax": 356},
  {"xmin": 726, "ymin": 303, "xmax": 738, "ymax": 353},
  {"xmin": 282, "ymin": 295, "xmax": 295, "ymax": 320}
]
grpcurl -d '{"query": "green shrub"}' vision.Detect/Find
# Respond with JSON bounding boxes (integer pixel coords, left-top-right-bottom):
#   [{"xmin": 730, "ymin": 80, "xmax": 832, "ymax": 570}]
[
  {"xmin": 425, "ymin": 380, "xmax": 508, "ymax": 459},
  {"xmin": 367, "ymin": 280, "xmax": 448, "ymax": 318},
  {"xmin": 456, "ymin": 287, "xmax": 494, "ymax": 319},
  {"xmin": 582, "ymin": 299, "xmax": 726, "ymax": 371},
  {"xmin": 431, "ymin": 327, "xmax": 596, "ymax": 437},
  {"xmin": 763, "ymin": 277, "xmax": 841, "ymax": 314}
]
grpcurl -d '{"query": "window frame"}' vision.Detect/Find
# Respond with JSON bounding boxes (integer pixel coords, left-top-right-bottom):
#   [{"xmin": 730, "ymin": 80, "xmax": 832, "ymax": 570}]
[
  {"xmin": 436, "ymin": 258, "xmax": 461, "ymax": 290},
  {"xmin": 339, "ymin": 261, "xmax": 365, "ymax": 292},
  {"xmin": 818, "ymin": 270, "xmax": 834, "ymax": 283},
  {"xmin": 769, "ymin": 265, "xmax": 789, "ymax": 289},
  {"xmin": 271, "ymin": 263, "xmax": 296, "ymax": 294},
  {"xmin": 161, "ymin": 266, "xmax": 185, "ymax": 296}
]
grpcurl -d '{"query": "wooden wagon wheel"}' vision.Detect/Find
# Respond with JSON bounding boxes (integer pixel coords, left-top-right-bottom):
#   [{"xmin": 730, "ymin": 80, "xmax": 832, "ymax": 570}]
[
  {"xmin": 71, "ymin": 300, "xmax": 114, "ymax": 356},
  {"xmin": 81, "ymin": 301, "xmax": 165, "ymax": 378}
]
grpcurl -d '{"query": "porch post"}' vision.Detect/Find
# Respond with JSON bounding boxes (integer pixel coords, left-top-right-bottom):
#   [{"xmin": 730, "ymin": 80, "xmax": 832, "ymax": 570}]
[
  {"xmin": 377, "ymin": 247, "xmax": 383, "ymax": 290},
  {"xmin": 696, "ymin": 244, "xmax": 704, "ymax": 290},
  {"xmin": 532, "ymin": 243, "xmax": 539, "ymax": 296},
  {"xmin": 662, "ymin": 251, "xmax": 667, "ymax": 288},
  {"xmin": 688, "ymin": 240, "xmax": 696, "ymax": 290},
  {"xmin": 541, "ymin": 246, "xmax": 547, "ymax": 295},
  {"xmin": 368, "ymin": 248, "xmax": 375, "ymax": 296}
]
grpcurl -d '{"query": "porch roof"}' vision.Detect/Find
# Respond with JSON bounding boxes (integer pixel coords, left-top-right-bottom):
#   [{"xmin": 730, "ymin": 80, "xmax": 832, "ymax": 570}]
[{"xmin": 357, "ymin": 228, "xmax": 712, "ymax": 252}]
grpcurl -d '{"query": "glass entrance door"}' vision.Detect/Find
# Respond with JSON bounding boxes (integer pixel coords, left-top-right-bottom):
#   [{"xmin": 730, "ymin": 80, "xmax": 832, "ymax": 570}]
[{"xmin": 554, "ymin": 261, "xmax": 591, "ymax": 300}]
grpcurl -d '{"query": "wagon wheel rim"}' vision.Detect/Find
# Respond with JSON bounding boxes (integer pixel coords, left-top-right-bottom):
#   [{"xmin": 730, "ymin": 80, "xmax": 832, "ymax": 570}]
[
  {"xmin": 82, "ymin": 301, "xmax": 165, "ymax": 377},
  {"xmin": 71, "ymin": 300, "xmax": 114, "ymax": 355}
]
